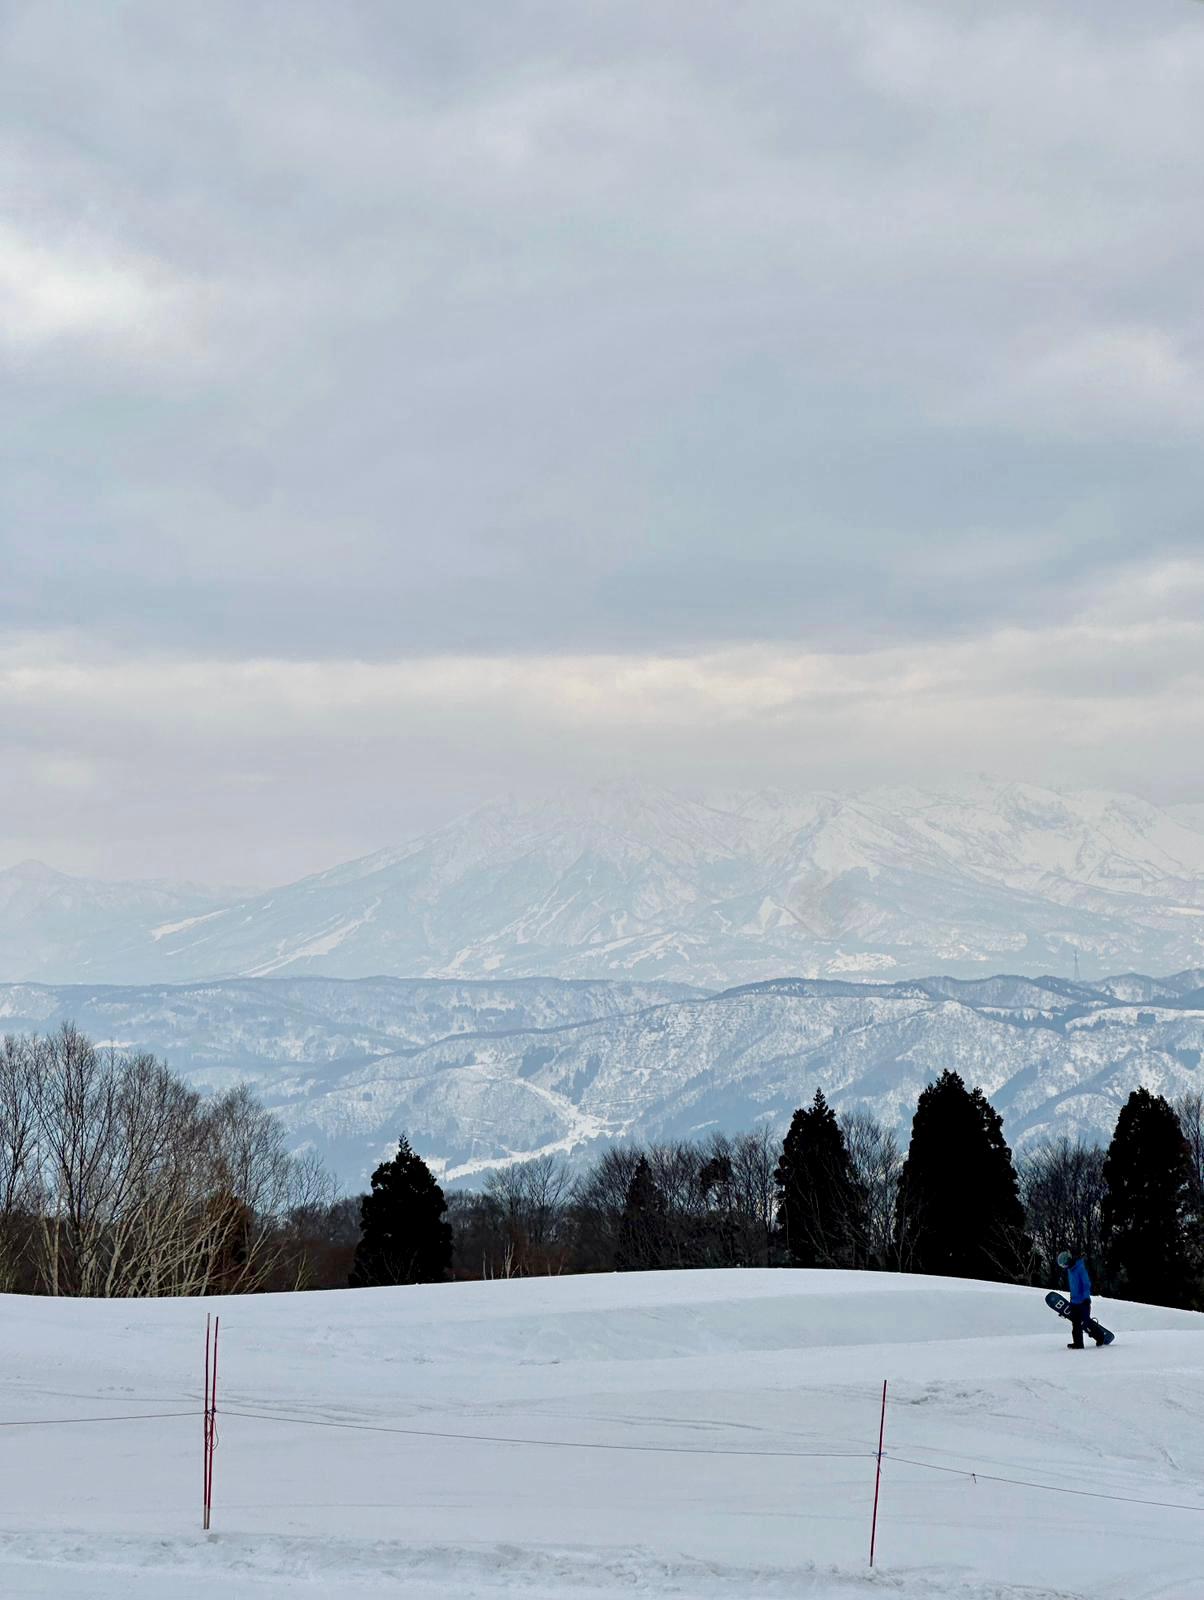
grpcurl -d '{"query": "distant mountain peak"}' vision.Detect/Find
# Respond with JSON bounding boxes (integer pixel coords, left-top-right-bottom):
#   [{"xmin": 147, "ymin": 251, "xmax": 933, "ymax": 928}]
[
  {"xmin": 4, "ymin": 780, "xmax": 1204, "ymax": 986},
  {"xmin": 2, "ymin": 858, "xmax": 70, "ymax": 883}
]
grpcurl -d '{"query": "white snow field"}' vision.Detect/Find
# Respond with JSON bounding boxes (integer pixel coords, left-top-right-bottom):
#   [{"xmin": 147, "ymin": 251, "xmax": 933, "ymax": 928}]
[{"xmin": 2, "ymin": 1271, "xmax": 1203, "ymax": 1599}]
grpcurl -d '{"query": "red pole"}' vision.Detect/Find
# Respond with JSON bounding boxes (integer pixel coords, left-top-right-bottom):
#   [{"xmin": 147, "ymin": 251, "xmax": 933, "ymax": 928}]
[
  {"xmin": 206, "ymin": 1316, "xmax": 220, "ymax": 1530},
  {"xmin": 203, "ymin": 1315, "xmax": 211, "ymax": 1531},
  {"xmin": 869, "ymin": 1379, "xmax": 887, "ymax": 1567}
]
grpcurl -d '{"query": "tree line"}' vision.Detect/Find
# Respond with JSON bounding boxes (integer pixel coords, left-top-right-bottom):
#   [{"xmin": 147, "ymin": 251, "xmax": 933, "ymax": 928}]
[
  {"xmin": 3, "ymin": 1026, "xmax": 1202, "ymax": 1309},
  {"xmin": 357, "ymin": 1072, "xmax": 1204, "ymax": 1312}
]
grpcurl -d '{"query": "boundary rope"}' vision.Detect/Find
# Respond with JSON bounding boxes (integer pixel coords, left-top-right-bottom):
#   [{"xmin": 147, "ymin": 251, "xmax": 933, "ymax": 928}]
[
  {"xmin": 220, "ymin": 1406, "xmax": 870, "ymax": 1461},
  {"xmin": 220, "ymin": 1407, "xmax": 1204, "ymax": 1513},
  {"xmin": 0, "ymin": 1410, "xmax": 199, "ymax": 1429},
  {"xmin": 4, "ymin": 1403, "xmax": 1202, "ymax": 1517},
  {"xmin": 883, "ymin": 1451, "xmax": 1204, "ymax": 1515}
]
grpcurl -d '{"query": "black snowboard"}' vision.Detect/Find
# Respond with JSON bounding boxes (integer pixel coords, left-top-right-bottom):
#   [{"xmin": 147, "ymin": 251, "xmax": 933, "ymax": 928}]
[{"xmin": 1046, "ymin": 1290, "xmax": 1114, "ymax": 1345}]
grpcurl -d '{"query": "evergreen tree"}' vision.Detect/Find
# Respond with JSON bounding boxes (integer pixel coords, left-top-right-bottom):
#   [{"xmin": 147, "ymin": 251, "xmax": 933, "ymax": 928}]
[
  {"xmin": 1102, "ymin": 1088, "xmax": 1194, "ymax": 1309},
  {"xmin": 615, "ymin": 1155, "xmax": 669, "ymax": 1270},
  {"xmin": 775, "ymin": 1089, "xmax": 867, "ymax": 1268},
  {"xmin": 896, "ymin": 1070, "xmax": 1027, "ymax": 1281},
  {"xmin": 349, "ymin": 1135, "xmax": 452, "ymax": 1287}
]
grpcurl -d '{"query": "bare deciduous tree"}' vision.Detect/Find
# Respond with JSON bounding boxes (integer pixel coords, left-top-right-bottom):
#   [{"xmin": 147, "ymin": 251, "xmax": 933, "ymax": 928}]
[
  {"xmin": 483, "ymin": 1154, "xmax": 575, "ymax": 1276},
  {"xmin": 3, "ymin": 1025, "xmax": 336, "ymax": 1297},
  {"xmin": 1176, "ymin": 1092, "xmax": 1204, "ymax": 1203},
  {"xmin": 840, "ymin": 1108, "xmax": 902, "ymax": 1268},
  {"xmin": 727, "ymin": 1126, "xmax": 779, "ymax": 1266},
  {"xmin": 0, "ymin": 1035, "xmax": 39, "ymax": 1288},
  {"xmin": 1017, "ymin": 1136, "xmax": 1106, "ymax": 1283}
]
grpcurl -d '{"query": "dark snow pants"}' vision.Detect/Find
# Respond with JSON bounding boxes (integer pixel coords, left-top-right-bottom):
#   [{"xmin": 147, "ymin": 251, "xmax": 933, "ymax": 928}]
[{"xmin": 1069, "ymin": 1298, "xmax": 1091, "ymax": 1348}]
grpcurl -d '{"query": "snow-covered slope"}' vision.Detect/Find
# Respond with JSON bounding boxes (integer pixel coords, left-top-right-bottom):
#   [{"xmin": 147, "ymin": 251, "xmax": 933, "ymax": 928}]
[
  {"xmin": 10, "ymin": 781, "xmax": 1204, "ymax": 985},
  {"xmin": 1170, "ymin": 801, "xmax": 1204, "ymax": 836},
  {"xmin": 0, "ymin": 861, "xmax": 228, "ymax": 985},
  {"xmin": 5, "ymin": 971, "xmax": 1203, "ymax": 1186},
  {"xmin": 0, "ymin": 975, "xmax": 701, "ymax": 1073},
  {"xmin": 1, "ymin": 1269, "xmax": 1202, "ymax": 1599},
  {"xmin": 274, "ymin": 975, "xmax": 1204, "ymax": 1183}
]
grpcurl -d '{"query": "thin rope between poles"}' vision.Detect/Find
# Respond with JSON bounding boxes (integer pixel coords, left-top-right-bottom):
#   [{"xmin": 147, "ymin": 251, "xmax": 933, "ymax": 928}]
[
  {"xmin": 6, "ymin": 1401, "xmax": 1201, "ymax": 1518},
  {"xmin": 884, "ymin": 1451, "xmax": 1204, "ymax": 1515},
  {"xmin": 0, "ymin": 1410, "xmax": 200, "ymax": 1429},
  {"xmin": 219, "ymin": 1407, "xmax": 873, "ymax": 1461},
  {"xmin": 222, "ymin": 1407, "xmax": 1204, "ymax": 1514}
]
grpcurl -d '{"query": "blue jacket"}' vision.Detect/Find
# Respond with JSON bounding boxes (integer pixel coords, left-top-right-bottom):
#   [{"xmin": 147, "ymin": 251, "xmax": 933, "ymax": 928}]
[{"xmin": 1067, "ymin": 1257, "xmax": 1091, "ymax": 1304}]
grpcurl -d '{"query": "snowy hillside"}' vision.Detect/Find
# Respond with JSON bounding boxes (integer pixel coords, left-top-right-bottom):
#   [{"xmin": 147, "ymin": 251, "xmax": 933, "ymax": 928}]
[
  {"xmin": 0, "ymin": 975, "xmax": 700, "ymax": 1073},
  {"xmin": 7, "ymin": 781, "xmax": 1204, "ymax": 985},
  {"xmin": 2, "ymin": 1269, "xmax": 1202, "ymax": 1599},
  {"xmin": 272, "ymin": 972, "xmax": 1204, "ymax": 1183},
  {"xmin": 5, "ymin": 970, "xmax": 1203, "ymax": 1186},
  {"xmin": 0, "ymin": 861, "xmax": 228, "ymax": 985},
  {"xmin": 1171, "ymin": 802, "xmax": 1204, "ymax": 835}
]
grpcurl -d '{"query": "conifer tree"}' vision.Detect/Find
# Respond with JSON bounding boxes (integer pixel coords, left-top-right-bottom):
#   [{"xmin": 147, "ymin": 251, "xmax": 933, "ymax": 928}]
[
  {"xmin": 1102, "ymin": 1088, "xmax": 1194, "ymax": 1309},
  {"xmin": 896, "ymin": 1070, "xmax": 1027, "ymax": 1281},
  {"xmin": 775, "ymin": 1088, "xmax": 867, "ymax": 1268},
  {"xmin": 615, "ymin": 1155, "xmax": 669, "ymax": 1271},
  {"xmin": 349, "ymin": 1135, "xmax": 452, "ymax": 1287}
]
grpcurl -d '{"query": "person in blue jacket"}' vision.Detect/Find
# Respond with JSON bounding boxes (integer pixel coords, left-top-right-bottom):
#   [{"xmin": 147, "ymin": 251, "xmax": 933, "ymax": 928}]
[{"xmin": 1057, "ymin": 1250, "xmax": 1102, "ymax": 1348}]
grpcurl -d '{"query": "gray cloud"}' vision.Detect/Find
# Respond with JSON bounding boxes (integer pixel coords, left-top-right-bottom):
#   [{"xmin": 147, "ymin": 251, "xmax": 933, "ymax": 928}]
[{"xmin": 1, "ymin": 0, "xmax": 1202, "ymax": 879}]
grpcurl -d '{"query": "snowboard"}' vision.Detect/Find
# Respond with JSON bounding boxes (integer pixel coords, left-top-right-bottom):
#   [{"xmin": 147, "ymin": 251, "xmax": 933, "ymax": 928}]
[{"xmin": 1045, "ymin": 1290, "xmax": 1114, "ymax": 1345}]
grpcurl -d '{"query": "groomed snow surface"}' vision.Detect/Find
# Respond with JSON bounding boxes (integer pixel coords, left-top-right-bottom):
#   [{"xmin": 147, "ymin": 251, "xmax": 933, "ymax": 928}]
[{"xmin": 2, "ymin": 1271, "xmax": 1203, "ymax": 1599}]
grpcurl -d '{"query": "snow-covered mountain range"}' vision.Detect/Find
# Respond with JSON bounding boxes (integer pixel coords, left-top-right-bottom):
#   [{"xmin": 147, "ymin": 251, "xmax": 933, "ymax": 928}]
[
  {"xmin": 4, "ymin": 968, "xmax": 1201, "ymax": 1186},
  {"xmin": 6, "ymin": 781, "xmax": 1204, "ymax": 987}
]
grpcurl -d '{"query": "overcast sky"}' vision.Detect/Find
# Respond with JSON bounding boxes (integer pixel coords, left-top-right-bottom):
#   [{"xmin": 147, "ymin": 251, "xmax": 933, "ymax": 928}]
[{"xmin": 2, "ymin": 0, "xmax": 1203, "ymax": 883}]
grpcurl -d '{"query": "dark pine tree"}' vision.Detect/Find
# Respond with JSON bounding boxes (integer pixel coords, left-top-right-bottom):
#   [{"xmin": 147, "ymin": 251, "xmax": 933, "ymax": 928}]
[
  {"xmin": 774, "ymin": 1089, "xmax": 867, "ymax": 1268},
  {"xmin": 349, "ymin": 1135, "xmax": 453, "ymax": 1287},
  {"xmin": 1102, "ymin": 1088, "xmax": 1194, "ymax": 1309},
  {"xmin": 615, "ymin": 1155, "xmax": 669, "ymax": 1271},
  {"xmin": 896, "ymin": 1070, "xmax": 1027, "ymax": 1282}
]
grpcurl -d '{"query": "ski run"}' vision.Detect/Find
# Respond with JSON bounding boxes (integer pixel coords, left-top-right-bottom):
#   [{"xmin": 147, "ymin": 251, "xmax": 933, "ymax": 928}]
[{"xmin": 2, "ymin": 1268, "xmax": 1203, "ymax": 1598}]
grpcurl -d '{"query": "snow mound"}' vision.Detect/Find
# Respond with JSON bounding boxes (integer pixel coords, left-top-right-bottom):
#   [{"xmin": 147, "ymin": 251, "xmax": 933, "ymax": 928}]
[{"xmin": 2, "ymin": 1270, "xmax": 1203, "ymax": 1599}]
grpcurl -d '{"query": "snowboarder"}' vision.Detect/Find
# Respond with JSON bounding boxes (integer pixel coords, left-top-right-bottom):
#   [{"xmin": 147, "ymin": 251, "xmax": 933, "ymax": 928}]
[{"xmin": 1057, "ymin": 1249, "xmax": 1103, "ymax": 1348}]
